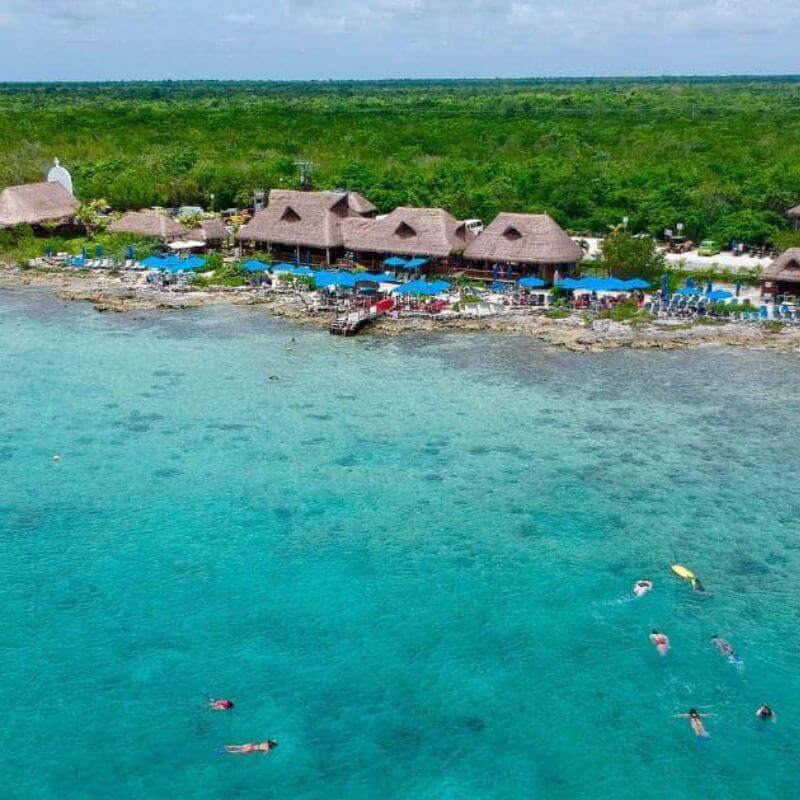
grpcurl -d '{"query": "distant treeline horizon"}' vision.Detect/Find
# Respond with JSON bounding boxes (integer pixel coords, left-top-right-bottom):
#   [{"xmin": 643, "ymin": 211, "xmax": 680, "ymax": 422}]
[{"xmin": 2, "ymin": 79, "xmax": 800, "ymax": 246}]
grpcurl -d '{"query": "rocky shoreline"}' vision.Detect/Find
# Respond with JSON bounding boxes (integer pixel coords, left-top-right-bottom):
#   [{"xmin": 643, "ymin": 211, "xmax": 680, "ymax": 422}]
[{"xmin": 3, "ymin": 265, "xmax": 800, "ymax": 353}]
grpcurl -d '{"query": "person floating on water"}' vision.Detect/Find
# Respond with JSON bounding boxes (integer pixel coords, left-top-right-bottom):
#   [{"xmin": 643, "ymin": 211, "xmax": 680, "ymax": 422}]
[
  {"xmin": 756, "ymin": 704, "xmax": 776, "ymax": 722},
  {"xmin": 649, "ymin": 629, "xmax": 670, "ymax": 656},
  {"xmin": 209, "ymin": 698, "xmax": 234, "ymax": 711},
  {"xmin": 711, "ymin": 635, "xmax": 743, "ymax": 665},
  {"xmin": 676, "ymin": 708, "xmax": 712, "ymax": 738},
  {"xmin": 633, "ymin": 579, "xmax": 653, "ymax": 598},
  {"xmin": 224, "ymin": 740, "xmax": 278, "ymax": 756}
]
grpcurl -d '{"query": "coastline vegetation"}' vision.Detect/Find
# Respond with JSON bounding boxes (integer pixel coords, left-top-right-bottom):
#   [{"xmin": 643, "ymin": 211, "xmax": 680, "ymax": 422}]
[{"xmin": 2, "ymin": 79, "xmax": 800, "ymax": 247}]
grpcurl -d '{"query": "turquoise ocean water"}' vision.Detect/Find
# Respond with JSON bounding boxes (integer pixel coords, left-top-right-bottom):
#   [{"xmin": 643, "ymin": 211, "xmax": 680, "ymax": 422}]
[{"xmin": 1, "ymin": 288, "xmax": 799, "ymax": 799}]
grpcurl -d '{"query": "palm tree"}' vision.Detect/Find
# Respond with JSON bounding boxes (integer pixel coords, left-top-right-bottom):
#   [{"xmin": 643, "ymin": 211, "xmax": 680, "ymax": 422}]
[{"xmin": 75, "ymin": 198, "xmax": 110, "ymax": 238}]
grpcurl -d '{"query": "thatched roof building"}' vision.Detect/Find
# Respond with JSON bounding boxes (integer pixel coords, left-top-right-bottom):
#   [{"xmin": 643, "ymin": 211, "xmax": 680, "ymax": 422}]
[
  {"xmin": 787, "ymin": 204, "xmax": 800, "ymax": 229},
  {"xmin": 343, "ymin": 207, "xmax": 472, "ymax": 259},
  {"xmin": 0, "ymin": 181, "xmax": 78, "ymax": 228},
  {"xmin": 190, "ymin": 219, "xmax": 228, "ymax": 243},
  {"xmin": 107, "ymin": 211, "xmax": 188, "ymax": 240},
  {"xmin": 236, "ymin": 190, "xmax": 377, "ymax": 263},
  {"xmin": 761, "ymin": 249, "xmax": 800, "ymax": 295},
  {"xmin": 464, "ymin": 213, "xmax": 582, "ymax": 267}
]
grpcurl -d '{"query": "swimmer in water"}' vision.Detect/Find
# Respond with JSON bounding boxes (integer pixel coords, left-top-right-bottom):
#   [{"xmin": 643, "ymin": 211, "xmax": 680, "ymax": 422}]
[
  {"xmin": 52, "ymin": 453, "xmax": 61, "ymax": 462},
  {"xmin": 633, "ymin": 579, "xmax": 653, "ymax": 598},
  {"xmin": 711, "ymin": 635, "xmax": 742, "ymax": 664},
  {"xmin": 649, "ymin": 629, "xmax": 670, "ymax": 656},
  {"xmin": 756, "ymin": 704, "xmax": 776, "ymax": 722},
  {"xmin": 208, "ymin": 698, "xmax": 234, "ymax": 711},
  {"xmin": 224, "ymin": 740, "xmax": 278, "ymax": 755},
  {"xmin": 676, "ymin": 708, "xmax": 712, "ymax": 738}
]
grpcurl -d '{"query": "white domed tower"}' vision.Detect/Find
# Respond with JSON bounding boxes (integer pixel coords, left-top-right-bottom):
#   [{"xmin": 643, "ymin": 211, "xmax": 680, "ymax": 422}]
[{"xmin": 46, "ymin": 158, "xmax": 74, "ymax": 196}]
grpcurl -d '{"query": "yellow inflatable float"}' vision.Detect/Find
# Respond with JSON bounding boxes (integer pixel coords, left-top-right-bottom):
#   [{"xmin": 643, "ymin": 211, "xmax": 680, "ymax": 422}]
[{"xmin": 671, "ymin": 564, "xmax": 705, "ymax": 592}]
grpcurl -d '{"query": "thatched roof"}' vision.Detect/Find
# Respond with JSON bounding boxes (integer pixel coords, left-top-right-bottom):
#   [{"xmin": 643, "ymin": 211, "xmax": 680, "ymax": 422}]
[
  {"xmin": 236, "ymin": 190, "xmax": 376, "ymax": 249},
  {"xmin": 762, "ymin": 248, "xmax": 800, "ymax": 283},
  {"xmin": 786, "ymin": 205, "xmax": 800, "ymax": 219},
  {"xmin": 343, "ymin": 207, "xmax": 471, "ymax": 258},
  {"xmin": 0, "ymin": 181, "xmax": 78, "ymax": 228},
  {"xmin": 346, "ymin": 192, "xmax": 378, "ymax": 216},
  {"xmin": 463, "ymin": 213, "xmax": 583, "ymax": 265},
  {"xmin": 107, "ymin": 211, "xmax": 188, "ymax": 240},
  {"xmin": 190, "ymin": 219, "xmax": 228, "ymax": 242}
]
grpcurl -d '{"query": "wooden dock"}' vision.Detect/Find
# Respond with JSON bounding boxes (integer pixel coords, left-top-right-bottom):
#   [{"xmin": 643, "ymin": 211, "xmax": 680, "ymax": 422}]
[{"xmin": 329, "ymin": 298, "xmax": 394, "ymax": 336}]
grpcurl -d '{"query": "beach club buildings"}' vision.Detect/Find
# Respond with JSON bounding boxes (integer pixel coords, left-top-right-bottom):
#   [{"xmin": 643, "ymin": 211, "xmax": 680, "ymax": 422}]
[
  {"xmin": 0, "ymin": 159, "xmax": 79, "ymax": 233},
  {"xmin": 235, "ymin": 189, "xmax": 581, "ymax": 279},
  {"xmin": 761, "ymin": 248, "xmax": 800, "ymax": 301},
  {"xmin": 342, "ymin": 207, "xmax": 474, "ymax": 269},
  {"xmin": 107, "ymin": 211, "xmax": 189, "ymax": 241},
  {"xmin": 236, "ymin": 189, "xmax": 378, "ymax": 265},
  {"xmin": 0, "ymin": 181, "xmax": 78, "ymax": 232},
  {"xmin": 463, "ymin": 212, "xmax": 583, "ymax": 282}
]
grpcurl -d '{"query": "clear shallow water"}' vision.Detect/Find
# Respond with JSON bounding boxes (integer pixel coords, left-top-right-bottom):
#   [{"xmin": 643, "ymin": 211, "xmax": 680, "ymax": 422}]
[{"xmin": 1, "ymin": 288, "xmax": 799, "ymax": 800}]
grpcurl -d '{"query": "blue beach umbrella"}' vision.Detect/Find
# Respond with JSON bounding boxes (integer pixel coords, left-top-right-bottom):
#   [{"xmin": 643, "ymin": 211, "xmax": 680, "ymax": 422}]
[
  {"xmin": 519, "ymin": 276, "xmax": 546, "ymax": 289},
  {"xmin": 241, "ymin": 260, "xmax": 267, "ymax": 273},
  {"xmin": 393, "ymin": 279, "xmax": 450, "ymax": 296},
  {"xmin": 314, "ymin": 271, "xmax": 357, "ymax": 288},
  {"xmin": 707, "ymin": 289, "xmax": 732, "ymax": 301},
  {"xmin": 141, "ymin": 255, "xmax": 164, "ymax": 269},
  {"xmin": 555, "ymin": 277, "xmax": 580, "ymax": 290},
  {"xmin": 360, "ymin": 272, "xmax": 400, "ymax": 283},
  {"xmin": 623, "ymin": 278, "xmax": 651, "ymax": 290},
  {"xmin": 404, "ymin": 257, "xmax": 428, "ymax": 271},
  {"xmin": 573, "ymin": 277, "xmax": 604, "ymax": 291},
  {"xmin": 384, "ymin": 256, "xmax": 408, "ymax": 268}
]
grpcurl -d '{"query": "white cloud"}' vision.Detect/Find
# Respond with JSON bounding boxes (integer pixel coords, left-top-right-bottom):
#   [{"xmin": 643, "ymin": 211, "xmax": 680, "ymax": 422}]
[{"xmin": 2, "ymin": 0, "xmax": 800, "ymax": 78}]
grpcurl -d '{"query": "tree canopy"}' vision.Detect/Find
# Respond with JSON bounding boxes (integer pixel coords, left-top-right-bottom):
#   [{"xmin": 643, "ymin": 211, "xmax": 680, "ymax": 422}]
[{"xmin": 2, "ymin": 78, "xmax": 800, "ymax": 246}]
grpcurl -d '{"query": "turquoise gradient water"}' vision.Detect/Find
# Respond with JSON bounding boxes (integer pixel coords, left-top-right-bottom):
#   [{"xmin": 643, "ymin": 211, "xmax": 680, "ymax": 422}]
[{"xmin": 1, "ymin": 288, "xmax": 799, "ymax": 799}]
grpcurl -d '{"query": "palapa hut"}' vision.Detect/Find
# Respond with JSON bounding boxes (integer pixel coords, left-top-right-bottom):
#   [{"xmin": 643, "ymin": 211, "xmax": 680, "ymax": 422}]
[
  {"xmin": 0, "ymin": 181, "xmax": 78, "ymax": 230},
  {"xmin": 189, "ymin": 218, "xmax": 229, "ymax": 247},
  {"xmin": 463, "ymin": 213, "xmax": 583, "ymax": 283},
  {"xmin": 786, "ymin": 204, "xmax": 800, "ymax": 231},
  {"xmin": 107, "ymin": 211, "xmax": 188, "ymax": 241},
  {"xmin": 342, "ymin": 207, "xmax": 473, "ymax": 269},
  {"xmin": 236, "ymin": 189, "xmax": 377, "ymax": 265},
  {"xmin": 761, "ymin": 248, "xmax": 800, "ymax": 300}
]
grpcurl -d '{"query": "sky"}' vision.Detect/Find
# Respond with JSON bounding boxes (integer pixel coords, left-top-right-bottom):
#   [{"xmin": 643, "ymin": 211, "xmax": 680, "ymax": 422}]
[{"xmin": 0, "ymin": 0, "xmax": 798, "ymax": 81}]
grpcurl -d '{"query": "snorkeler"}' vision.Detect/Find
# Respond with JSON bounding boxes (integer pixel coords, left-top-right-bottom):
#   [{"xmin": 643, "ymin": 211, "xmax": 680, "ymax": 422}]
[
  {"xmin": 756, "ymin": 704, "xmax": 776, "ymax": 722},
  {"xmin": 711, "ymin": 635, "xmax": 743, "ymax": 665},
  {"xmin": 208, "ymin": 698, "xmax": 234, "ymax": 711},
  {"xmin": 676, "ymin": 708, "xmax": 712, "ymax": 738},
  {"xmin": 649, "ymin": 629, "xmax": 670, "ymax": 656},
  {"xmin": 224, "ymin": 740, "xmax": 278, "ymax": 755},
  {"xmin": 633, "ymin": 579, "xmax": 653, "ymax": 598}
]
